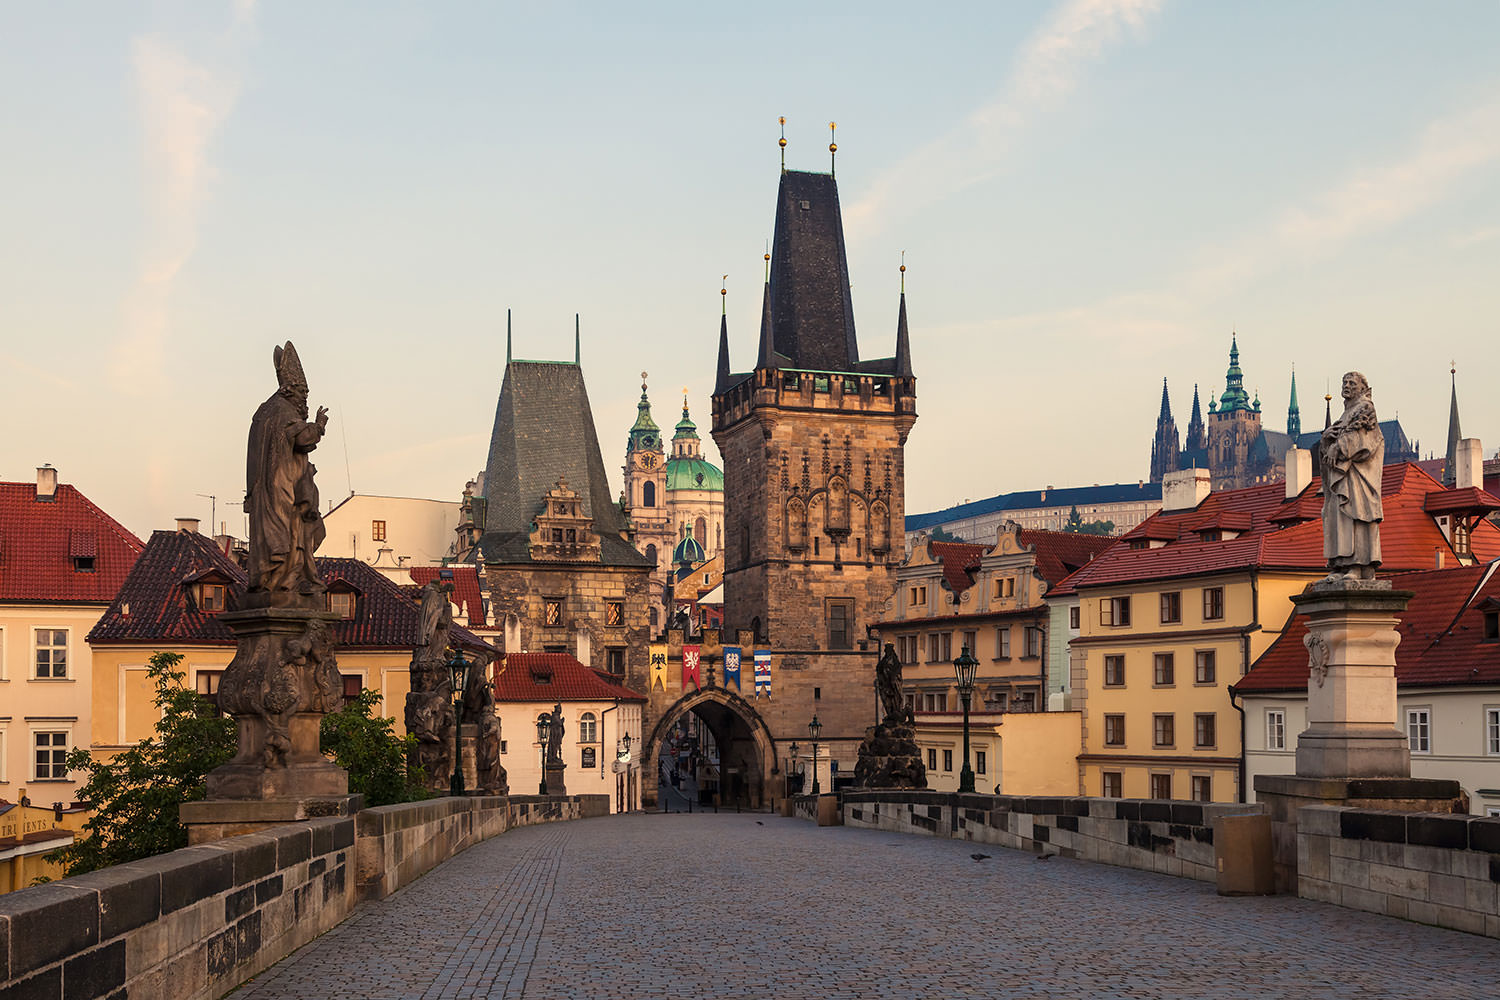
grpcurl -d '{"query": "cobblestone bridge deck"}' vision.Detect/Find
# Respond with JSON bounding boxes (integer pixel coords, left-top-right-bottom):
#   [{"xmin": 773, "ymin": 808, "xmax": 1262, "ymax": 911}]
[{"xmin": 233, "ymin": 812, "xmax": 1497, "ymax": 999}]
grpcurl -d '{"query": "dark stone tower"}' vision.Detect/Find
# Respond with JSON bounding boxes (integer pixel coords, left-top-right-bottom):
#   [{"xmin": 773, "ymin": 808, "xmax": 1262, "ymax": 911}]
[
  {"xmin": 711, "ymin": 167, "xmax": 917, "ymax": 770},
  {"xmin": 1149, "ymin": 378, "xmax": 1179, "ymax": 483}
]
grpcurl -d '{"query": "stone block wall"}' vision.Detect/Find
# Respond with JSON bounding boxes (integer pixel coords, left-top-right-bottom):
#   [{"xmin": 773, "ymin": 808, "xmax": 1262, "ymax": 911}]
[
  {"xmin": 0, "ymin": 816, "xmax": 355, "ymax": 1000},
  {"xmin": 507, "ymin": 794, "xmax": 610, "ymax": 829},
  {"xmin": 1297, "ymin": 805, "xmax": 1500, "ymax": 938},
  {"xmin": 355, "ymin": 796, "xmax": 509, "ymax": 902},
  {"xmin": 839, "ymin": 791, "xmax": 1258, "ymax": 883}
]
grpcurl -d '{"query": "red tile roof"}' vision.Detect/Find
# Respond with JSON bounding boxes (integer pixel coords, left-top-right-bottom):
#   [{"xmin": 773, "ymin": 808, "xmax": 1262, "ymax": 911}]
[
  {"xmin": 88, "ymin": 530, "xmax": 490, "ymax": 652},
  {"xmin": 0, "ymin": 482, "xmax": 143, "ymax": 603},
  {"xmin": 491, "ymin": 652, "xmax": 645, "ymax": 703},
  {"xmin": 929, "ymin": 540, "xmax": 986, "ymax": 594},
  {"xmin": 1423, "ymin": 486, "xmax": 1500, "ymax": 516},
  {"xmin": 408, "ymin": 565, "xmax": 486, "ymax": 625},
  {"xmin": 1235, "ymin": 560, "xmax": 1500, "ymax": 693},
  {"xmin": 1018, "ymin": 528, "xmax": 1117, "ymax": 587},
  {"xmin": 1062, "ymin": 464, "xmax": 1500, "ymax": 591}
]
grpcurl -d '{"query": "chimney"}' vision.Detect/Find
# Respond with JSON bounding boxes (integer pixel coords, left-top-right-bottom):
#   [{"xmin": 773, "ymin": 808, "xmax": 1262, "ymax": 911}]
[
  {"xmin": 176, "ymin": 518, "xmax": 200, "ymax": 534},
  {"xmin": 574, "ymin": 625, "xmax": 592, "ymax": 666},
  {"xmin": 1285, "ymin": 447, "xmax": 1312, "ymax": 499},
  {"xmin": 1456, "ymin": 438, "xmax": 1483, "ymax": 490},
  {"xmin": 36, "ymin": 465, "xmax": 57, "ymax": 501},
  {"xmin": 1161, "ymin": 467, "xmax": 1211, "ymax": 513}
]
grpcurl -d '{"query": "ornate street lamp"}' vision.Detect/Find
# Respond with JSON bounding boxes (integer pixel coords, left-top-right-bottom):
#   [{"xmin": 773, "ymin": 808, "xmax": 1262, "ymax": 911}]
[
  {"xmin": 536, "ymin": 713, "xmax": 552, "ymax": 795},
  {"xmin": 617, "ymin": 732, "xmax": 633, "ymax": 759},
  {"xmin": 808, "ymin": 715, "xmax": 823, "ymax": 795},
  {"xmin": 788, "ymin": 741, "xmax": 800, "ymax": 795},
  {"xmin": 953, "ymin": 645, "xmax": 979, "ymax": 793},
  {"xmin": 446, "ymin": 650, "xmax": 471, "ymax": 798}
]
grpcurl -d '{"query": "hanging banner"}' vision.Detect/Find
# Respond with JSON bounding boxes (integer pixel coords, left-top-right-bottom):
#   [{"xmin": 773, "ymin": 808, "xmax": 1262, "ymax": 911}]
[
  {"xmin": 722, "ymin": 646, "xmax": 742, "ymax": 691},
  {"xmin": 649, "ymin": 644, "xmax": 668, "ymax": 691},
  {"xmin": 754, "ymin": 649, "xmax": 772, "ymax": 697},
  {"xmin": 683, "ymin": 644, "xmax": 701, "ymax": 690}
]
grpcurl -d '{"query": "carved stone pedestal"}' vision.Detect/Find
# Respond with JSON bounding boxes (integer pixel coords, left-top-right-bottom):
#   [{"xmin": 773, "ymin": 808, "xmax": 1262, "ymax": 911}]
[
  {"xmin": 543, "ymin": 763, "xmax": 568, "ymax": 797},
  {"xmin": 1292, "ymin": 580, "xmax": 1415, "ymax": 778},
  {"xmin": 853, "ymin": 722, "xmax": 927, "ymax": 790}
]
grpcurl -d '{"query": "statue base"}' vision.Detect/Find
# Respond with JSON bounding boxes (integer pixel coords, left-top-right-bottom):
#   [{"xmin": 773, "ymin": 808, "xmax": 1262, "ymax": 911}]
[
  {"xmin": 180, "ymin": 793, "xmax": 363, "ymax": 845},
  {"xmin": 543, "ymin": 763, "xmax": 567, "ymax": 797},
  {"xmin": 853, "ymin": 722, "xmax": 928, "ymax": 790},
  {"xmin": 1289, "ymin": 581, "xmax": 1415, "ymax": 779}
]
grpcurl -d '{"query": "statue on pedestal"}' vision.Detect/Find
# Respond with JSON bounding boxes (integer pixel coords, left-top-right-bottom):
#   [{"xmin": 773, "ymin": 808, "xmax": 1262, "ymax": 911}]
[
  {"xmin": 854, "ymin": 644, "xmax": 927, "ymax": 789},
  {"xmin": 546, "ymin": 703, "xmax": 566, "ymax": 765},
  {"xmin": 465, "ymin": 648, "xmax": 507, "ymax": 794},
  {"xmin": 1319, "ymin": 371, "xmax": 1384, "ymax": 582},
  {"xmin": 406, "ymin": 578, "xmax": 457, "ymax": 790}
]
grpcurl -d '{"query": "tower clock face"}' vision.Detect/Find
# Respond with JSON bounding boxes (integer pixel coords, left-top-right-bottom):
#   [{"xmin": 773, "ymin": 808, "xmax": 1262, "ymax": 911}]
[{"xmin": 641, "ymin": 454, "xmax": 659, "ymax": 470}]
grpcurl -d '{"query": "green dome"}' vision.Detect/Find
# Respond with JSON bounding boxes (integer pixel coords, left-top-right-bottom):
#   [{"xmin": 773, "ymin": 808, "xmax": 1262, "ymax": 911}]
[
  {"xmin": 672, "ymin": 530, "xmax": 706, "ymax": 565},
  {"xmin": 666, "ymin": 457, "xmax": 724, "ymax": 491}
]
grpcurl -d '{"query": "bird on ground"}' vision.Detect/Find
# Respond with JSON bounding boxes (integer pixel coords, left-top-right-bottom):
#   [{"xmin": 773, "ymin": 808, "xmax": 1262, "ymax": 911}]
[{"xmin": 970, "ymin": 853, "xmax": 991, "ymax": 861}]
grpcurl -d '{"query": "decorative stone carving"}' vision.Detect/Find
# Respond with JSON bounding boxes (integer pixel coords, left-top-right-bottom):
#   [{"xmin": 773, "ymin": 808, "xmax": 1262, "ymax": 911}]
[
  {"xmin": 1305, "ymin": 631, "xmax": 1329, "ymax": 688},
  {"xmin": 465, "ymin": 649, "xmax": 507, "ymax": 795},
  {"xmin": 406, "ymin": 578, "xmax": 458, "ymax": 792},
  {"xmin": 1319, "ymin": 371, "xmax": 1384, "ymax": 582},
  {"xmin": 546, "ymin": 702, "xmax": 565, "ymax": 765},
  {"xmin": 855, "ymin": 644, "xmax": 927, "ymax": 790}
]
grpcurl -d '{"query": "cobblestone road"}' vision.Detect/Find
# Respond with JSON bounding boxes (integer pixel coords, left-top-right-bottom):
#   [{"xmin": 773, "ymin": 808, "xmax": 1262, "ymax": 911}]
[{"xmin": 234, "ymin": 813, "xmax": 1499, "ymax": 999}]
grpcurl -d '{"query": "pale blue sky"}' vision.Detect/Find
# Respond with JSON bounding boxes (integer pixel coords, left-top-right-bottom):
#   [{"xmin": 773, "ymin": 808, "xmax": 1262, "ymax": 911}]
[{"xmin": 4, "ymin": 1, "xmax": 1500, "ymax": 538}]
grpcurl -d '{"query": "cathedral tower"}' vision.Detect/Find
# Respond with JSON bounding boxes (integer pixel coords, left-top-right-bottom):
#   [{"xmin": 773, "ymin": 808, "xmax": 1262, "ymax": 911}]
[{"xmin": 1149, "ymin": 378, "xmax": 1180, "ymax": 483}]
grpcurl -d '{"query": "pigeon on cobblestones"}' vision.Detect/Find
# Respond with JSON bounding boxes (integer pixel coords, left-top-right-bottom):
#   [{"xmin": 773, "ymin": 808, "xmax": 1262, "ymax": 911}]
[{"xmin": 970, "ymin": 853, "xmax": 990, "ymax": 860}]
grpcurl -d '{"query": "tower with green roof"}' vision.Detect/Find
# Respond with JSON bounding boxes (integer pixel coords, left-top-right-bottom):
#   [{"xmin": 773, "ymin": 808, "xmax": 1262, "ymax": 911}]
[{"xmin": 1204, "ymin": 333, "xmax": 1264, "ymax": 490}]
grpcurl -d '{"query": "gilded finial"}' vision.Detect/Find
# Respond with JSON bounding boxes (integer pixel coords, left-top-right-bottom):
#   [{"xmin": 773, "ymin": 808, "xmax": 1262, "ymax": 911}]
[
  {"xmin": 899, "ymin": 250, "xmax": 906, "ymax": 293},
  {"xmin": 640, "ymin": 371, "xmax": 649, "ymax": 395},
  {"xmin": 779, "ymin": 116, "xmax": 787, "ymax": 171},
  {"xmin": 764, "ymin": 241, "xmax": 771, "ymax": 281},
  {"xmin": 829, "ymin": 121, "xmax": 837, "ymax": 175},
  {"xmin": 721, "ymin": 274, "xmax": 728, "ymax": 314},
  {"xmin": 682, "ymin": 386, "xmax": 690, "ymax": 413}
]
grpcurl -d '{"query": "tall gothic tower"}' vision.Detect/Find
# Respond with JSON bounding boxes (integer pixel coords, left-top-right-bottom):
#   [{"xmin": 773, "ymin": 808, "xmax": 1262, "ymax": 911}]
[
  {"xmin": 1148, "ymin": 378, "xmax": 1179, "ymax": 483},
  {"xmin": 623, "ymin": 376, "xmax": 672, "ymax": 626},
  {"xmin": 711, "ymin": 168, "xmax": 916, "ymax": 653},
  {"xmin": 1206, "ymin": 334, "xmax": 1263, "ymax": 490}
]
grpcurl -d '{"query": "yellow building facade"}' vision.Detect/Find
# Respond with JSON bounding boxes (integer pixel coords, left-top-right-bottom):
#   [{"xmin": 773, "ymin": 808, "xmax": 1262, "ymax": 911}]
[{"xmin": 915, "ymin": 711, "xmax": 1082, "ymax": 796}]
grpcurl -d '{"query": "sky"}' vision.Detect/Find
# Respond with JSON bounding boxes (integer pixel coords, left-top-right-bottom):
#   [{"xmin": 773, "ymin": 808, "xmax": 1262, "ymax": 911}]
[{"xmin": 4, "ymin": 1, "xmax": 1500, "ymax": 541}]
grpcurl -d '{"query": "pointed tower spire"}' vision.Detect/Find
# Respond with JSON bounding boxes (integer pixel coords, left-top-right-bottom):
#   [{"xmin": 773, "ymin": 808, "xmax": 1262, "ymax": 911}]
[
  {"xmin": 715, "ymin": 280, "xmax": 732, "ymax": 394},
  {"xmin": 1287, "ymin": 366, "xmax": 1301, "ymax": 438},
  {"xmin": 1149, "ymin": 378, "xmax": 1180, "ymax": 483},
  {"xmin": 506, "ymin": 309, "xmax": 512, "ymax": 364},
  {"xmin": 756, "ymin": 272, "xmax": 775, "ymax": 369},
  {"xmin": 894, "ymin": 255, "xmax": 912, "ymax": 378},
  {"xmin": 1444, "ymin": 363, "xmax": 1463, "ymax": 487},
  {"xmin": 1186, "ymin": 383, "xmax": 1205, "ymax": 452},
  {"xmin": 1158, "ymin": 377, "xmax": 1173, "ymax": 421}
]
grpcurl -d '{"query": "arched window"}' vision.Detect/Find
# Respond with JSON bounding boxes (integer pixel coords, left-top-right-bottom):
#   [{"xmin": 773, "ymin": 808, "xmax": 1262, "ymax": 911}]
[
  {"xmin": 643, "ymin": 481, "xmax": 656, "ymax": 508},
  {"xmin": 695, "ymin": 516, "xmax": 708, "ymax": 546},
  {"xmin": 645, "ymin": 543, "xmax": 658, "ymax": 566},
  {"xmin": 579, "ymin": 712, "xmax": 597, "ymax": 743}
]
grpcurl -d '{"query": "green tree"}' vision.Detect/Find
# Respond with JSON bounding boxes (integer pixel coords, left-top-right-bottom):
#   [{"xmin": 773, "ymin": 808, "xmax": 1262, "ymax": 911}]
[
  {"xmin": 319, "ymin": 689, "xmax": 429, "ymax": 807},
  {"xmin": 55, "ymin": 651, "xmax": 236, "ymax": 875},
  {"xmin": 1064, "ymin": 506, "xmax": 1083, "ymax": 532},
  {"xmin": 1077, "ymin": 519, "xmax": 1115, "ymax": 536},
  {"xmin": 929, "ymin": 525, "xmax": 963, "ymax": 543}
]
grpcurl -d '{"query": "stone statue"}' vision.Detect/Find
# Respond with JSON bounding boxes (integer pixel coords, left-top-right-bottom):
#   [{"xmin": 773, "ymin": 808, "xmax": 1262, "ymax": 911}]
[
  {"xmin": 405, "ymin": 579, "xmax": 460, "ymax": 793},
  {"xmin": 875, "ymin": 643, "xmax": 906, "ymax": 725},
  {"xmin": 245, "ymin": 342, "xmax": 329, "ymax": 608},
  {"xmin": 1319, "ymin": 371, "xmax": 1384, "ymax": 581},
  {"xmin": 546, "ymin": 702, "xmax": 565, "ymax": 764},
  {"xmin": 464, "ymin": 648, "xmax": 507, "ymax": 794}
]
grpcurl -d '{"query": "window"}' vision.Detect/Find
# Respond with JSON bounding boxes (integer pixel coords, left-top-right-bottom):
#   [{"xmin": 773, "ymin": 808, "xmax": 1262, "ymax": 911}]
[
  {"xmin": 643, "ymin": 481, "xmax": 656, "ymax": 508},
  {"xmin": 1069, "ymin": 606, "xmax": 1080, "ymax": 630},
  {"xmin": 1101, "ymin": 596, "xmax": 1131, "ymax": 627},
  {"xmin": 927, "ymin": 748, "xmax": 937, "ymax": 770},
  {"xmin": 328, "ymin": 591, "xmax": 356, "ymax": 619},
  {"xmin": 544, "ymin": 599, "xmax": 563, "ymax": 626},
  {"xmin": 34, "ymin": 628, "xmax": 67, "ymax": 678},
  {"xmin": 34, "ymin": 731, "xmax": 68, "ymax": 780},
  {"xmin": 1153, "ymin": 713, "xmax": 1175, "ymax": 748},
  {"xmin": 921, "ymin": 691, "xmax": 947, "ymax": 712},
  {"xmin": 1191, "ymin": 775, "xmax": 1212, "ymax": 802},
  {"xmin": 1194, "ymin": 713, "xmax": 1216, "ymax": 749},
  {"xmin": 605, "ymin": 600, "xmax": 624, "ymax": 627},
  {"xmin": 1103, "ymin": 655, "xmax": 1125, "ymax": 687},
  {"xmin": 897, "ymin": 635, "xmax": 918, "ymax": 665},
  {"xmin": 73, "ymin": 555, "xmax": 94, "ymax": 573},
  {"xmin": 1203, "ymin": 587, "xmax": 1225, "ymax": 621},
  {"xmin": 1266, "ymin": 710, "xmax": 1286, "ymax": 750},
  {"xmin": 645, "ymin": 543, "xmax": 658, "ymax": 566},
  {"xmin": 579, "ymin": 713, "xmax": 597, "ymax": 743},
  {"xmin": 1023, "ymin": 627, "xmax": 1042, "ymax": 658},
  {"xmin": 1103, "ymin": 714, "xmax": 1125, "ymax": 747},
  {"xmin": 1150, "ymin": 773, "xmax": 1172, "ymax": 799},
  {"xmin": 927, "ymin": 632, "xmax": 951, "ymax": 663},
  {"xmin": 1486, "ymin": 612, "xmax": 1500, "ymax": 641},
  {"xmin": 196, "ymin": 670, "xmax": 223, "ymax": 711},
  {"xmin": 1406, "ymin": 708, "xmax": 1431, "ymax": 753},
  {"xmin": 341, "ymin": 675, "xmax": 362, "ymax": 706},
  {"xmin": 1454, "ymin": 519, "xmax": 1471, "ymax": 557},
  {"xmin": 909, "ymin": 585, "xmax": 927, "ymax": 609},
  {"xmin": 1101, "ymin": 772, "xmax": 1123, "ymax": 798},
  {"xmin": 1160, "ymin": 591, "xmax": 1181, "ymax": 624},
  {"xmin": 942, "ymin": 749, "xmax": 953, "ymax": 772},
  {"xmin": 993, "ymin": 577, "xmax": 1015, "ymax": 599},
  {"xmin": 975, "ymin": 750, "xmax": 987, "ymax": 775},
  {"xmin": 962, "ymin": 631, "xmax": 978, "ymax": 657},
  {"xmin": 1153, "ymin": 653, "xmax": 1174, "ymax": 686},
  {"xmin": 1195, "ymin": 650, "xmax": 1216, "ymax": 684},
  {"xmin": 696, "ymin": 516, "xmax": 708, "ymax": 546},
  {"xmin": 607, "ymin": 648, "xmax": 625, "ymax": 675},
  {"xmin": 995, "ymin": 627, "xmax": 1011, "ymax": 659},
  {"xmin": 371, "ymin": 520, "xmax": 386, "ymax": 542},
  {"xmin": 827, "ymin": 599, "xmax": 854, "ymax": 650},
  {"xmin": 199, "ymin": 583, "xmax": 227, "ymax": 613}
]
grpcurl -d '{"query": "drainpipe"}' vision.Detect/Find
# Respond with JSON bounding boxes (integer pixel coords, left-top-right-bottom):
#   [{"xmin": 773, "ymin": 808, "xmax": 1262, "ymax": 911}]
[
  {"xmin": 600, "ymin": 698, "xmax": 619, "ymax": 788},
  {"xmin": 1237, "ymin": 571, "xmax": 1260, "ymax": 804}
]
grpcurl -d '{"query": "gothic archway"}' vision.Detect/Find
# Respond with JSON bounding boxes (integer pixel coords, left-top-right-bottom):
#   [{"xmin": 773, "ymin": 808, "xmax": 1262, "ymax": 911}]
[{"xmin": 644, "ymin": 687, "xmax": 776, "ymax": 811}]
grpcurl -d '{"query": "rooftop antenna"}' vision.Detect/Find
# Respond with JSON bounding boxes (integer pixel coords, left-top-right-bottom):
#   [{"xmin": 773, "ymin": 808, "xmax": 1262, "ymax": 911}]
[
  {"xmin": 828, "ymin": 121, "xmax": 837, "ymax": 176},
  {"xmin": 778, "ymin": 116, "xmax": 787, "ymax": 172},
  {"xmin": 340, "ymin": 405, "xmax": 354, "ymax": 498},
  {"xmin": 196, "ymin": 493, "xmax": 216, "ymax": 534}
]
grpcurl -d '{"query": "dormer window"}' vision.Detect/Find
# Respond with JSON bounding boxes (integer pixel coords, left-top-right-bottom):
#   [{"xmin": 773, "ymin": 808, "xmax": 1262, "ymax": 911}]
[
  {"xmin": 199, "ymin": 583, "xmax": 227, "ymax": 613},
  {"xmin": 1484, "ymin": 611, "xmax": 1499, "ymax": 641},
  {"xmin": 72, "ymin": 555, "xmax": 95, "ymax": 573},
  {"xmin": 327, "ymin": 589, "xmax": 356, "ymax": 619}
]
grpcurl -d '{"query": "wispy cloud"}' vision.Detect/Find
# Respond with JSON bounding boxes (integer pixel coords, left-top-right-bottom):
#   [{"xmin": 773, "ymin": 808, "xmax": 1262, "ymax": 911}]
[
  {"xmin": 847, "ymin": 0, "xmax": 1164, "ymax": 236},
  {"xmin": 113, "ymin": 6, "xmax": 256, "ymax": 388}
]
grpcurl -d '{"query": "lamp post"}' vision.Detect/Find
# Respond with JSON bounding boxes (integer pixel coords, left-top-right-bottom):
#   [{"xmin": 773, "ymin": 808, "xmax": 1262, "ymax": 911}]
[
  {"xmin": 788, "ymin": 741, "xmax": 800, "ymax": 796},
  {"xmin": 953, "ymin": 645, "xmax": 979, "ymax": 794},
  {"xmin": 808, "ymin": 715, "xmax": 823, "ymax": 795},
  {"xmin": 616, "ymin": 733, "xmax": 632, "ymax": 813},
  {"xmin": 446, "ymin": 650, "xmax": 470, "ymax": 798},
  {"xmin": 536, "ymin": 713, "xmax": 551, "ymax": 795}
]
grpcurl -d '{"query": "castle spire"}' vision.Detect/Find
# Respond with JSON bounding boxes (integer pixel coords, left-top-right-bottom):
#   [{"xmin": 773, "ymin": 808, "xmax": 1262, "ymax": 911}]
[
  {"xmin": 1444, "ymin": 363, "xmax": 1463, "ymax": 487},
  {"xmin": 1186, "ymin": 383, "xmax": 1206, "ymax": 452},
  {"xmin": 894, "ymin": 256, "xmax": 912, "ymax": 378},
  {"xmin": 1158, "ymin": 377, "xmax": 1173, "ymax": 421},
  {"xmin": 756, "ymin": 272, "xmax": 775, "ymax": 369},
  {"xmin": 1218, "ymin": 333, "xmax": 1250, "ymax": 412},
  {"xmin": 1287, "ymin": 366, "xmax": 1301, "ymax": 438},
  {"xmin": 714, "ymin": 286, "xmax": 732, "ymax": 394},
  {"xmin": 1149, "ymin": 378, "xmax": 1180, "ymax": 483}
]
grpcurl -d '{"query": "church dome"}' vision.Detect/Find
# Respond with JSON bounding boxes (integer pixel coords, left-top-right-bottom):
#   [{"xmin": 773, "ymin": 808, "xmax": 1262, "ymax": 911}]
[
  {"xmin": 672, "ymin": 529, "xmax": 707, "ymax": 566},
  {"xmin": 666, "ymin": 457, "xmax": 724, "ymax": 492}
]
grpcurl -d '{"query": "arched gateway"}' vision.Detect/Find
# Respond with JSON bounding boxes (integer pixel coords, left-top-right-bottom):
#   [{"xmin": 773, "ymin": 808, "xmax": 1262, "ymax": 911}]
[{"xmin": 643, "ymin": 686, "xmax": 775, "ymax": 810}]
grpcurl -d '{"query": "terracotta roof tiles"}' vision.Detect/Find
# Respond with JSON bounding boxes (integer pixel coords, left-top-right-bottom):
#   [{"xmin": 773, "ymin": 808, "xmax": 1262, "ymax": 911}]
[
  {"xmin": 491, "ymin": 652, "xmax": 645, "ymax": 704},
  {"xmin": 0, "ymin": 482, "xmax": 143, "ymax": 603}
]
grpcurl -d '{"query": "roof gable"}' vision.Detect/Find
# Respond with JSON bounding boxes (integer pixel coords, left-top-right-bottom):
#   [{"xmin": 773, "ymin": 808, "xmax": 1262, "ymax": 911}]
[
  {"xmin": 0, "ymin": 482, "xmax": 143, "ymax": 603},
  {"xmin": 492, "ymin": 652, "xmax": 645, "ymax": 703}
]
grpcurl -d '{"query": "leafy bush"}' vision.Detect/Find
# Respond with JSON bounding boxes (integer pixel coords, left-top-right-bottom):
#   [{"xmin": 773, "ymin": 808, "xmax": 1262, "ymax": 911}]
[{"xmin": 320, "ymin": 689, "xmax": 430, "ymax": 807}]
